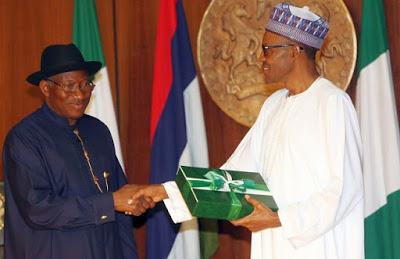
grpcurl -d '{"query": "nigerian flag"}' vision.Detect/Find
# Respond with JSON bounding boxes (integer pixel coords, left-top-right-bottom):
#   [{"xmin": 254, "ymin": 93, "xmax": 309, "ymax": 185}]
[
  {"xmin": 73, "ymin": 0, "xmax": 124, "ymax": 169},
  {"xmin": 356, "ymin": 0, "xmax": 400, "ymax": 258}
]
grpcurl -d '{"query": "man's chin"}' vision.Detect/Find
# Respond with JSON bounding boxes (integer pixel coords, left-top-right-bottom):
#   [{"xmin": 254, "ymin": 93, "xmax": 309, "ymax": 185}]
[
  {"xmin": 264, "ymin": 77, "xmax": 276, "ymax": 84},
  {"xmin": 69, "ymin": 111, "xmax": 85, "ymax": 120},
  {"xmin": 263, "ymin": 73, "xmax": 274, "ymax": 84}
]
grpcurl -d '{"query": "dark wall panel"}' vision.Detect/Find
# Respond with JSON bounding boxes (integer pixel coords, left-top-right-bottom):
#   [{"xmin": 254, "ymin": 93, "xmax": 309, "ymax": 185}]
[{"xmin": 113, "ymin": 1, "xmax": 159, "ymax": 256}]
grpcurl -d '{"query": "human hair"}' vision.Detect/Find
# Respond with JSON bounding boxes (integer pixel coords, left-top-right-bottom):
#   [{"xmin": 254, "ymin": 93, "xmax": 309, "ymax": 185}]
[
  {"xmin": 282, "ymin": 37, "xmax": 318, "ymax": 61},
  {"xmin": 300, "ymin": 44, "xmax": 318, "ymax": 60}
]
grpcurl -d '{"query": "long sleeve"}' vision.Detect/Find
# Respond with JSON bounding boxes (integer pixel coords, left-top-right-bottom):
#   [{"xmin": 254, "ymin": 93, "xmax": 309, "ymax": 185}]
[
  {"xmin": 162, "ymin": 181, "xmax": 193, "ymax": 223},
  {"xmin": 160, "ymin": 96, "xmax": 277, "ymax": 223},
  {"xmin": 3, "ymin": 106, "xmax": 139, "ymax": 259},
  {"xmin": 3, "ymin": 131, "xmax": 115, "ymax": 230},
  {"xmin": 277, "ymin": 93, "xmax": 364, "ymax": 248},
  {"xmin": 113, "ymin": 158, "xmax": 138, "ymax": 258}
]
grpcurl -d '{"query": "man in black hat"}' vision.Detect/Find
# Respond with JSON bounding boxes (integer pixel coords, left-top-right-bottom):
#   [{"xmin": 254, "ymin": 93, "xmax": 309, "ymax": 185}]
[{"xmin": 2, "ymin": 43, "xmax": 151, "ymax": 259}]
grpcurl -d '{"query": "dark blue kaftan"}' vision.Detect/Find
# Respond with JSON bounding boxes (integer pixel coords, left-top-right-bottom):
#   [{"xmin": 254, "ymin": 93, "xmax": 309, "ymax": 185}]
[{"xmin": 2, "ymin": 104, "xmax": 138, "ymax": 259}]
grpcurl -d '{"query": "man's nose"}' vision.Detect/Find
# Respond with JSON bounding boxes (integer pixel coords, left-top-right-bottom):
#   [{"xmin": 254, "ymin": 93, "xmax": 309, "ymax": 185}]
[{"xmin": 71, "ymin": 88, "xmax": 87, "ymax": 99}]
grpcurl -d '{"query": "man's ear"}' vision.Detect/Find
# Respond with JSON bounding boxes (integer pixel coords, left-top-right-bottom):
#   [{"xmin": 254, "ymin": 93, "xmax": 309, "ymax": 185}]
[
  {"xmin": 38, "ymin": 80, "xmax": 50, "ymax": 97},
  {"xmin": 291, "ymin": 45, "xmax": 302, "ymax": 57}
]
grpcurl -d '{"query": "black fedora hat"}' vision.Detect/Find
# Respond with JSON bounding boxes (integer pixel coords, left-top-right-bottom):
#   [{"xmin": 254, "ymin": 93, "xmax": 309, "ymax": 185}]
[{"xmin": 26, "ymin": 43, "xmax": 102, "ymax": 85}]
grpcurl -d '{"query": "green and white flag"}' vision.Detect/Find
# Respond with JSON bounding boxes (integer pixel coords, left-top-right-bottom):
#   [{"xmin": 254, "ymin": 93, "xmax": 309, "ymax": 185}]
[
  {"xmin": 356, "ymin": 0, "xmax": 400, "ymax": 258},
  {"xmin": 73, "ymin": 0, "xmax": 124, "ymax": 169}
]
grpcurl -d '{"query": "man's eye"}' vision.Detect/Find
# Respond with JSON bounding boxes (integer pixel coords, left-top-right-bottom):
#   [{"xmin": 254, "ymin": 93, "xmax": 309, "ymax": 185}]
[{"xmin": 65, "ymin": 84, "xmax": 76, "ymax": 90}]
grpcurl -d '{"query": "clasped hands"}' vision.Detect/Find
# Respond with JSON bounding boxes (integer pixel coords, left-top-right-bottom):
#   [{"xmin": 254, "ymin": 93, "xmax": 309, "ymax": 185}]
[
  {"xmin": 113, "ymin": 185, "xmax": 282, "ymax": 232},
  {"xmin": 113, "ymin": 184, "xmax": 168, "ymax": 216}
]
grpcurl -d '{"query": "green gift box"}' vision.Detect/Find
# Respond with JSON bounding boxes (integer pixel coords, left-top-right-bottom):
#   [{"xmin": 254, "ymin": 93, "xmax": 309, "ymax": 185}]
[{"xmin": 175, "ymin": 166, "xmax": 278, "ymax": 220}]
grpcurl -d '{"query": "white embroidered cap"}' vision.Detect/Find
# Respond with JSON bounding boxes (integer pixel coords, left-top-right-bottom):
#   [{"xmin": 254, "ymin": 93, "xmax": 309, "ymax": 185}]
[{"xmin": 266, "ymin": 3, "xmax": 329, "ymax": 49}]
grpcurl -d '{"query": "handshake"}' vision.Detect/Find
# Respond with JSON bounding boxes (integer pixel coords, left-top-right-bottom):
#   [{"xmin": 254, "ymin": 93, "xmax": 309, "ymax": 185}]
[{"xmin": 112, "ymin": 184, "xmax": 169, "ymax": 216}]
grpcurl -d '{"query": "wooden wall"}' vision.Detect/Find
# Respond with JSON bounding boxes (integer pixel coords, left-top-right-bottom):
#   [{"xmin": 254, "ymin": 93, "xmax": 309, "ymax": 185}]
[{"xmin": 1, "ymin": 0, "xmax": 400, "ymax": 258}]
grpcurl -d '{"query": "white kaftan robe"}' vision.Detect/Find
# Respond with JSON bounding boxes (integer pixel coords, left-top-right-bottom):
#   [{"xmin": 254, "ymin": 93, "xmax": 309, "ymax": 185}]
[{"xmin": 164, "ymin": 77, "xmax": 364, "ymax": 259}]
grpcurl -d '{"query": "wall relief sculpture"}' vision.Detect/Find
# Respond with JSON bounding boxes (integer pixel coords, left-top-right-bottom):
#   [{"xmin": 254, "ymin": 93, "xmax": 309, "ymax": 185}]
[{"xmin": 198, "ymin": 0, "xmax": 356, "ymax": 127}]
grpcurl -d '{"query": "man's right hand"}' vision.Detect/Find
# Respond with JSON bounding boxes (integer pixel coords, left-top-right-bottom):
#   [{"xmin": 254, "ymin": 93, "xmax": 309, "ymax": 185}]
[
  {"xmin": 132, "ymin": 184, "xmax": 168, "ymax": 203},
  {"xmin": 113, "ymin": 184, "xmax": 156, "ymax": 216}
]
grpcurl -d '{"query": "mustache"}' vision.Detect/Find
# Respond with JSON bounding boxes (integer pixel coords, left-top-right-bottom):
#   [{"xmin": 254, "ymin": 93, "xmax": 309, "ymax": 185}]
[{"xmin": 67, "ymin": 98, "xmax": 89, "ymax": 105}]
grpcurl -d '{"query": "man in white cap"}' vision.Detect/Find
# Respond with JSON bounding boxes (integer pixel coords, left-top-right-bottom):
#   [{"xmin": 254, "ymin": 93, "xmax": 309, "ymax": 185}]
[
  {"xmin": 139, "ymin": 3, "xmax": 364, "ymax": 258},
  {"xmin": 225, "ymin": 3, "xmax": 364, "ymax": 258}
]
